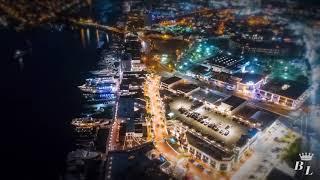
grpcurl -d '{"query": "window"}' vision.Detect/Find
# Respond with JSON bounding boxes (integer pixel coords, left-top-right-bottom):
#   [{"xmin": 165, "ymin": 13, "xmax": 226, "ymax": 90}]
[
  {"xmin": 189, "ymin": 147, "xmax": 195, "ymax": 154},
  {"xmin": 196, "ymin": 151, "xmax": 202, "ymax": 159},
  {"xmin": 210, "ymin": 160, "xmax": 216, "ymax": 168},
  {"xmin": 280, "ymin": 97, "xmax": 286, "ymax": 101},
  {"xmin": 220, "ymin": 163, "xmax": 228, "ymax": 171},
  {"xmin": 203, "ymin": 156, "xmax": 208, "ymax": 163}
]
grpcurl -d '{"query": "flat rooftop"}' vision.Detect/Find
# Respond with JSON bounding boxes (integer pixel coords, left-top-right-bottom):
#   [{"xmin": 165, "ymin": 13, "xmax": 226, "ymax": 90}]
[
  {"xmin": 235, "ymin": 105, "xmax": 259, "ymax": 119},
  {"xmin": 186, "ymin": 132, "xmax": 233, "ymax": 161},
  {"xmin": 233, "ymin": 73, "xmax": 265, "ymax": 84},
  {"xmin": 260, "ymin": 78, "xmax": 309, "ymax": 99},
  {"xmin": 190, "ymin": 89, "xmax": 225, "ymax": 104},
  {"xmin": 118, "ymin": 97, "xmax": 145, "ymax": 133},
  {"xmin": 161, "ymin": 76, "xmax": 182, "ymax": 85},
  {"xmin": 222, "ymin": 95, "xmax": 246, "ymax": 110},
  {"xmin": 118, "ymin": 97, "xmax": 135, "ymax": 118},
  {"xmin": 189, "ymin": 65, "xmax": 211, "ymax": 76},
  {"xmin": 249, "ymin": 110, "xmax": 279, "ymax": 131},
  {"xmin": 205, "ymin": 53, "xmax": 246, "ymax": 70},
  {"xmin": 171, "ymin": 83, "xmax": 199, "ymax": 94},
  {"xmin": 169, "ymin": 97, "xmax": 250, "ymax": 148},
  {"xmin": 210, "ymin": 71, "xmax": 236, "ymax": 84},
  {"xmin": 106, "ymin": 143, "xmax": 170, "ymax": 180}
]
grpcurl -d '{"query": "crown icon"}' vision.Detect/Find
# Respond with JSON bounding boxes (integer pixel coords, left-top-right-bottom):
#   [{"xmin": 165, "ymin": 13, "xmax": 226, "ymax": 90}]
[{"xmin": 299, "ymin": 153, "xmax": 313, "ymax": 161}]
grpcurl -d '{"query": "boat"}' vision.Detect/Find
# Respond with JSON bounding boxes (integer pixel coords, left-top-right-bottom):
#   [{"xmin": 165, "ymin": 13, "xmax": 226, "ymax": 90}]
[
  {"xmin": 78, "ymin": 78, "xmax": 117, "ymax": 93},
  {"xmin": 71, "ymin": 117, "xmax": 103, "ymax": 127},
  {"xmin": 83, "ymin": 93, "xmax": 116, "ymax": 102}
]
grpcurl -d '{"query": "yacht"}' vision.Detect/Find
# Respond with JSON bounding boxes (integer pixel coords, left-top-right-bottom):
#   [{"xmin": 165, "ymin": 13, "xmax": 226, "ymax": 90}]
[{"xmin": 78, "ymin": 78, "xmax": 117, "ymax": 93}]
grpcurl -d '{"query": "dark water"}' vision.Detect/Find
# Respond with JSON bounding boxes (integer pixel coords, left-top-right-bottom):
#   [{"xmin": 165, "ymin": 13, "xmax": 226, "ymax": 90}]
[
  {"xmin": 0, "ymin": 1, "xmax": 120, "ymax": 179},
  {"xmin": 0, "ymin": 27, "xmax": 100, "ymax": 179}
]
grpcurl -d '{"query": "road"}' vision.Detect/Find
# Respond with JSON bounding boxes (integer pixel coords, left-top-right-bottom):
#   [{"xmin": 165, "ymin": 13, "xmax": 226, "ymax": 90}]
[{"xmin": 145, "ymin": 74, "xmax": 222, "ymax": 180}]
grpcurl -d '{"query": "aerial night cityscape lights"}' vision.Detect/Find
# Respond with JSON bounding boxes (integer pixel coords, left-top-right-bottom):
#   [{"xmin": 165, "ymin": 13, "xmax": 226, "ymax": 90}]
[{"xmin": 1, "ymin": 0, "xmax": 320, "ymax": 180}]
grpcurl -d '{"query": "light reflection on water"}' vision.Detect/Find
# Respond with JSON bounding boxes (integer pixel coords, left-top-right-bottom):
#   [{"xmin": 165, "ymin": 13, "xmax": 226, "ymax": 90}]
[{"xmin": 79, "ymin": 27, "xmax": 110, "ymax": 49}]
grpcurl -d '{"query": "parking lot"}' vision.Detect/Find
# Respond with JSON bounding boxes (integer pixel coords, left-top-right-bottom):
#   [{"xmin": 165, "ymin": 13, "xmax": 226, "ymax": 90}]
[{"xmin": 169, "ymin": 96, "xmax": 249, "ymax": 148}]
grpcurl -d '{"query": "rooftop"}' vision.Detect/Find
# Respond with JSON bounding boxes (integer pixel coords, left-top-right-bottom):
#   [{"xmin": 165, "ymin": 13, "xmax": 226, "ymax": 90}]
[
  {"xmin": 186, "ymin": 132, "xmax": 234, "ymax": 161},
  {"xmin": 249, "ymin": 110, "xmax": 279, "ymax": 130},
  {"xmin": 171, "ymin": 83, "xmax": 199, "ymax": 94},
  {"xmin": 106, "ymin": 143, "xmax": 170, "ymax": 180},
  {"xmin": 210, "ymin": 71, "xmax": 236, "ymax": 84},
  {"xmin": 161, "ymin": 76, "xmax": 182, "ymax": 85},
  {"xmin": 260, "ymin": 78, "xmax": 309, "ymax": 99},
  {"xmin": 232, "ymin": 37, "xmax": 300, "ymax": 50},
  {"xmin": 205, "ymin": 53, "xmax": 246, "ymax": 71},
  {"xmin": 118, "ymin": 95, "xmax": 146, "ymax": 134},
  {"xmin": 118, "ymin": 97, "xmax": 135, "ymax": 118},
  {"xmin": 222, "ymin": 95, "xmax": 246, "ymax": 110},
  {"xmin": 188, "ymin": 65, "xmax": 211, "ymax": 76},
  {"xmin": 190, "ymin": 89, "xmax": 225, "ymax": 104},
  {"xmin": 235, "ymin": 105, "xmax": 259, "ymax": 119},
  {"xmin": 233, "ymin": 73, "xmax": 265, "ymax": 84}
]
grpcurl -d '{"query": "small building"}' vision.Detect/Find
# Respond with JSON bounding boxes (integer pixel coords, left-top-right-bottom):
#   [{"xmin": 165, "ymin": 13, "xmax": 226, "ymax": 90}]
[
  {"xmin": 233, "ymin": 73, "xmax": 266, "ymax": 96},
  {"xmin": 105, "ymin": 143, "xmax": 170, "ymax": 180},
  {"xmin": 203, "ymin": 53, "xmax": 248, "ymax": 74},
  {"xmin": 120, "ymin": 71, "xmax": 147, "ymax": 96},
  {"xmin": 210, "ymin": 71, "xmax": 237, "ymax": 90},
  {"xmin": 218, "ymin": 95, "xmax": 247, "ymax": 114},
  {"xmin": 190, "ymin": 89, "xmax": 225, "ymax": 107},
  {"xmin": 230, "ymin": 37, "xmax": 303, "ymax": 57},
  {"xmin": 118, "ymin": 95, "xmax": 147, "ymax": 138},
  {"xmin": 161, "ymin": 76, "xmax": 183, "ymax": 90},
  {"xmin": 208, "ymin": 71, "xmax": 266, "ymax": 94},
  {"xmin": 166, "ymin": 111, "xmax": 257, "ymax": 172},
  {"xmin": 257, "ymin": 78, "xmax": 310, "ymax": 109},
  {"xmin": 186, "ymin": 65, "xmax": 211, "ymax": 81},
  {"xmin": 171, "ymin": 82, "xmax": 200, "ymax": 96},
  {"xmin": 185, "ymin": 132, "xmax": 235, "ymax": 171},
  {"xmin": 249, "ymin": 110, "xmax": 279, "ymax": 131}
]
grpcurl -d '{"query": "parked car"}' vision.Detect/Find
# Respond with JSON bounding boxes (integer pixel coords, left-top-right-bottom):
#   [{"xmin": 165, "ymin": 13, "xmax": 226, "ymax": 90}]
[{"xmin": 224, "ymin": 130, "xmax": 229, "ymax": 136}]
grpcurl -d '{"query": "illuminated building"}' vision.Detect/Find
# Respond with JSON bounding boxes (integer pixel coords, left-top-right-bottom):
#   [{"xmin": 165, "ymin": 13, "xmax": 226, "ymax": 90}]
[
  {"xmin": 118, "ymin": 71, "xmax": 148, "ymax": 140},
  {"xmin": 171, "ymin": 83, "xmax": 200, "ymax": 96},
  {"xmin": 118, "ymin": 97, "xmax": 147, "ymax": 138},
  {"xmin": 233, "ymin": 73, "xmax": 266, "ymax": 96},
  {"xmin": 186, "ymin": 65, "xmax": 211, "ymax": 81},
  {"xmin": 120, "ymin": 71, "xmax": 147, "ymax": 96},
  {"xmin": 161, "ymin": 76, "xmax": 183, "ymax": 90},
  {"xmin": 256, "ymin": 78, "xmax": 310, "ymax": 109},
  {"xmin": 208, "ymin": 71, "xmax": 266, "ymax": 95},
  {"xmin": 217, "ymin": 95, "xmax": 247, "ymax": 114},
  {"xmin": 210, "ymin": 71, "xmax": 237, "ymax": 90},
  {"xmin": 247, "ymin": 16, "xmax": 270, "ymax": 26},
  {"xmin": 144, "ymin": 11, "xmax": 153, "ymax": 28},
  {"xmin": 161, "ymin": 76, "xmax": 200, "ymax": 96},
  {"xmin": 167, "ymin": 118, "xmax": 257, "ymax": 172},
  {"xmin": 229, "ymin": 37, "xmax": 303, "ymax": 57},
  {"xmin": 203, "ymin": 53, "xmax": 248, "ymax": 74},
  {"xmin": 122, "ymin": 1, "xmax": 131, "ymax": 13},
  {"xmin": 124, "ymin": 35, "xmax": 146, "ymax": 71}
]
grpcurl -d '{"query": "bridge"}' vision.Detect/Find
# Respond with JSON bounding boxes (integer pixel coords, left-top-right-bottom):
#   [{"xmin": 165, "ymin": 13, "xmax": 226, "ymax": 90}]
[{"xmin": 69, "ymin": 18, "xmax": 127, "ymax": 34}]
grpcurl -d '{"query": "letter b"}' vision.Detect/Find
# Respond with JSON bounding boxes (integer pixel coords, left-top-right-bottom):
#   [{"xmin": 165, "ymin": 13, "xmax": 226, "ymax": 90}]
[{"xmin": 294, "ymin": 161, "xmax": 304, "ymax": 170}]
